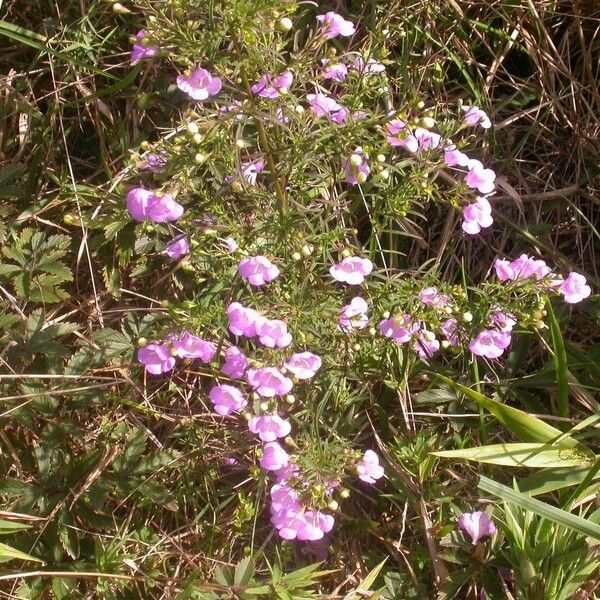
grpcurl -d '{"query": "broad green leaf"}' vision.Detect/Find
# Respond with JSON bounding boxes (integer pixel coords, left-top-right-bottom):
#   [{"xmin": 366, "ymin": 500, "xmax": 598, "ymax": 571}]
[
  {"xmin": 547, "ymin": 303, "xmax": 569, "ymax": 418},
  {"xmin": 517, "ymin": 467, "xmax": 594, "ymax": 496},
  {"xmin": 433, "ymin": 443, "xmax": 594, "ymax": 468},
  {"xmin": 0, "ymin": 519, "xmax": 31, "ymax": 535},
  {"xmin": 478, "ymin": 476, "xmax": 600, "ymax": 540},
  {"xmin": 0, "ymin": 542, "xmax": 43, "ymax": 563},
  {"xmin": 435, "ymin": 375, "xmax": 587, "ymax": 453}
]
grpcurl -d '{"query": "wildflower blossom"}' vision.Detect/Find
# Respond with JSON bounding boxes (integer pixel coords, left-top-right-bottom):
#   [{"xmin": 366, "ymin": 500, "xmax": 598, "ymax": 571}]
[
  {"xmin": 221, "ymin": 346, "xmax": 248, "ymax": 379},
  {"xmin": 316, "ymin": 12, "xmax": 356, "ymax": 39},
  {"xmin": 330, "ymin": 257, "xmax": 373, "ymax": 285},
  {"xmin": 140, "ymin": 149, "xmax": 167, "ymax": 172},
  {"xmin": 379, "ymin": 314, "xmax": 418, "ymax": 344},
  {"xmin": 419, "ymin": 287, "xmax": 449, "ymax": 308},
  {"xmin": 284, "ymin": 352, "xmax": 322, "ymax": 380},
  {"xmin": 413, "ymin": 330, "xmax": 440, "ymax": 359},
  {"xmin": 414, "ymin": 127, "xmax": 442, "ymax": 151},
  {"xmin": 440, "ymin": 318, "xmax": 459, "ymax": 346},
  {"xmin": 385, "ymin": 119, "xmax": 419, "ymax": 152},
  {"xmin": 490, "ymin": 309, "xmax": 516, "ymax": 332},
  {"xmin": 165, "ymin": 235, "xmax": 190, "ymax": 259},
  {"xmin": 352, "ymin": 56, "xmax": 385, "ymax": 74},
  {"xmin": 462, "ymin": 196, "xmax": 493, "ymax": 234},
  {"xmin": 458, "ymin": 511, "xmax": 496, "ymax": 544},
  {"xmin": 321, "ymin": 59, "xmax": 348, "ymax": 82},
  {"xmin": 494, "ymin": 255, "xmax": 551, "ymax": 281},
  {"xmin": 338, "ymin": 297, "xmax": 369, "ymax": 331},
  {"xmin": 444, "ymin": 144, "xmax": 470, "ymax": 167},
  {"xmin": 462, "ymin": 105, "xmax": 492, "ymax": 129},
  {"xmin": 126, "ymin": 188, "xmax": 184, "ymax": 223},
  {"xmin": 208, "ymin": 384, "xmax": 247, "ymax": 416},
  {"xmin": 227, "ymin": 302, "xmax": 261, "ymax": 337},
  {"xmin": 246, "ymin": 367, "xmax": 293, "ymax": 397},
  {"xmin": 465, "ymin": 159, "xmax": 496, "ymax": 194},
  {"xmin": 251, "ymin": 71, "xmax": 293, "ymax": 98},
  {"xmin": 299, "ymin": 510, "xmax": 335, "ymax": 541},
  {"xmin": 241, "ymin": 160, "xmax": 265, "ymax": 185},
  {"xmin": 306, "ymin": 93, "xmax": 347, "ymax": 122},
  {"xmin": 469, "ymin": 329, "xmax": 512, "ymax": 359},
  {"xmin": 560, "ymin": 272, "xmax": 591, "ymax": 304},
  {"xmin": 172, "ymin": 332, "xmax": 216, "ymax": 361},
  {"xmin": 343, "ymin": 147, "xmax": 371, "ymax": 185},
  {"xmin": 254, "ymin": 317, "xmax": 293, "ymax": 348},
  {"xmin": 176, "ymin": 68, "xmax": 222, "ymax": 101},
  {"xmin": 248, "ymin": 414, "xmax": 292, "ymax": 442},
  {"xmin": 137, "ymin": 343, "xmax": 175, "ymax": 375},
  {"xmin": 130, "ymin": 30, "xmax": 158, "ymax": 65},
  {"xmin": 238, "ymin": 256, "xmax": 280, "ymax": 286},
  {"xmin": 357, "ymin": 450, "xmax": 385, "ymax": 483},
  {"xmin": 260, "ymin": 441, "xmax": 290, "ymax": 471},
  {"xmin": 222, "ymin": 237, "xmax": 238, "ymax": 253}
]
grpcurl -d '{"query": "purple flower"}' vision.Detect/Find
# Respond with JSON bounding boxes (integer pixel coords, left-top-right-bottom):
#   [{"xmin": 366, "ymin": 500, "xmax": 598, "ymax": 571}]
[
  {"xmin": 208, "ymin": 384, "xmax": 247, "ymax": 416},
  {"xmin": 165, "ymin": 235, "xmax": 190, "ymax": 259},
  {"xmin": 440, "ymin": 318, "xmax": 459, "ymax": 346},
  {"xmin": 352, "ymin": 56, "xmax": 385, "ymax": 74},
  {"xmin": 241, "ymin": 160, "xmax": 265, "ymax": 185},
  {"xmin": 444, "ymin": 144, "xmax": 470, "ymax": 167},
  {"xmin": 251, "ymin": 71, "xmax": 293, "ymax": 98},
  {"xmin": 469, "ymin": 329, "xmax": 512, "ymax": 359},
  {"xmin": 248, "ymin": 414, "xmax": 291, "ymax": 442},
  {"xmin": 419, "ymin": 287, "xmax": 449, "ymax": 308},
  {"xmin": 130, "ymin": 30, "xmax": 158, "ymax": 65},
  {"xmin": 462, "ymin": 196, "xmax": 493, "ymax": 234},
  {"xmin": 330, "ymin": 257, "xmax": 373, "ymax": 285},
  {"xmin": 260, "ymin": 441, "xmax": 290, "ymax": 471},
  {"xmin": 490, "ymin": 309, "xmax": 516, "ymax": 332},
  {"xmin": 414, "ymin": 127, "xmax": 443, "ymax": 151},
  {"xmin": 127, "ymin": 188, "xmax": 184, "ymax": 223},
  {"xmin": 462, "ymin": 105, "xmax": 492, "ymax": 129},
  {"xmin": 254, "ymin": 317, "xmax": 293, "ymax": 348},
  {"xmin": 379, "ymin": 315, "xmax": 418, "ymax": 344},
  {"xmin": 238, "ymin": 256, "xmax": 280, "ymax": 286},
  {"xmin": 221, "ymin": 237, "xmax": 238, "ymax": 253},
  {"xmin": 298, "ymin": 510, "xmax": 335, "ymax": 541},
  {"xmin": 227, "ymin": 302, "xmax": 261, "ymax": 337},
  {"xmin": 343, "ymin": 147, "xmax": 371, "ymax": 185},
  {"xmin": 306, "ymin": 93, "xmax": 347, "ymax": 122},
  {"xmin": 140, "ymin": 150, "xmax": 167, "ymax": 172},
  {"xmin": 386, "ymin": 119, "xmax": 418, "ymax": 152},
  {"xmin": 246, "ymin": 367, "xmax": 293, "ymax": 397},
  {"xmin": 172, "ymin": 332, "xmax": 216, "ymax": 361},
  {"xmin": 339, "ymin": 296, "xmax": 369, "ymax": 331},
  {"xmin": 284, "ymin": 352, "xmax": 322, "ymax": 380},
  {"xmin": 176, "ymin": 68, "xmax": 222, "ymax": 101},
  {"xmin": 560, "ymin": 272, "xmax": 591, "ymax": 304},
  {"xmin": 413, "ymin": 330, "xmax": 440, "ymax": 359},
  {"xmin": 221, "ymin": 346, "xmax": 249, "ymax": 379},
  {"xmin": 494, "ymin": 255, "xmax": 551, "ymax": 281},
  {"xmin": 321, "ymin": 59, "xmax": 348, "ymax": 82},
  {"xmin": 465, "ymin": 159, "xmax": 496, "ymax": 194},
  {"xmin": 316, "ymin": 12, "xmax": 356, "ymax": 39},
  {"xmin": 357, "ymin": 450, "xmax": 384, "ymax": 483},
  {"xmin": 458, "ymin": 511, "xmax": 496, "ymax": 544},
  {"xmin": 137, "ymin": 343, "xmax": 175, "ymax": 375}
]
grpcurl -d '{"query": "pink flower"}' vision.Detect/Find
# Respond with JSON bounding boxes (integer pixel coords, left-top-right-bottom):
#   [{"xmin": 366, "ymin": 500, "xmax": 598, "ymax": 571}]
[
  {"xmin": 140, "ymin": 150, "xmax": 167, "ymax": 172},
  {"xmin": 241, "ymin": 160, "xmax": 265, "ymax": 185},
  {"xmin": 458, "ymin": 511, "xmax": 496, "ymax": 544},
  {"xmin": 238, "ymin": 256, "xmax": 280, "ymax": 286},
  {"xmin": 260, "ymin": 441, "xmax": 290, "ymax": 471},
  {"xmin": 330, "ymin": 257, "xmax": 373, "ymax": 285},
  {"xmin": 462, "ymin": 105, "xmax": 492, "ymax": 129},
  {"xmin": 165, "ymin": 235, "xmax": 190, "ymax": 259},
  {"xmin": 465, "ymin": 159, "xmax": 496, "ymax": 194},
  {"xmin": 560, "ymin": 272, "xmax": 591, "ymax": 304},
  {"xmin": 222, "ymin": 237, "xmax": 238, "ymax": 253},
  {"xmin": 321, "ymin": 59, "xmax": 348, "ymax": 82},
  {"xmin": 469, "ymin": 329, "xmax": 512, "ymax": 359},
  {"xmin": 130, "ymin": 30, "xmax": 158, "ymax": 65},
  {"xmin": 254, "ymin": 317, "xmax": 293, "ymax": 348},
  {"xmin": 127, "ymin": 189, "xmax": 184, "ymax": 223},
  {"xmin": 251, "ymin": 71, "xmax": 293, "ymax": 98},
  {"xmin": 490, "ymin": 310, "xmax": 516, "ymax": 332},
  {"xmin": 343, "ymin": 147, "xmax": 371, "ymax": 185},
  {"xmin": 444, "ymin": 144, "xmax": 470, "ymax": 167},
  {"xmin": 338, "ymin": 297, "xmax": 369, "ymax": 331},
  {"xmin": 352, "ymin": 56, "xmax": 385, "ymax": 74},
  {"xmin": 172, "ymin": 332, "xmax": 216, "ymax": 361},
  {"xmin": 385, "ymin": 119, "xmax": 418, "ymax": 152},
  {"xmin": 414, "ymin": 127, "xmax": 442, "ymax": 151},
  {"xmin": 379, "ymin": 315, "xmax": 418, "ymax": 344},
  {"xmin": 462, "ymin": 196, "xmax": 493, "ymax": 234},
  {"xmin": 227, "ymin": 302, "xmax": 261, "ymax": 337},
  {"xmin": 246, "ymin": 367, "xmax": 293, "ymax": 397},
  {"xmin": 221, "ymin": 346, "xmax": 249, "ymax": 379},
  {"xmin": 137, "ymin": 343, "xmax": 175, "ymax": 375},
  {"xmin": 316, "ymin": 12, "xmax": 356, "ymax": 39},
  {"xmin": 419, "ymin": 287, "xmax": 449, "ymax": 308},
  {"xmin": 440, "ymin": 318, "xmax": 459, "ymax": 346},
  {"xmin": 298, "ymin": 510, "xmax": 335, "ymax": 541},
  {"xmin": 357, "ymin": 450, "xmax": 384, "ymax": 483},
  {"xmin": 306, "ymin": 93, "xmax": 347, "ymax": 123},
  {"xmin": 494, "ymin": 255, "xmax": 551, "ymax": 281},
  {"xmin": 176, "ymin": 68, "xmax": 222, "ymax": 101},
  {"xmin": 208, "ymin": 384, "xmax": 247, "ymax": 416},
  {"xmin": 275, "ymin": 463, "xmax": 300, "ymax": 483},
  {"xmin": 413, "ymin": 330, "xmax": 440, "ymax": 359},
  {"xmin": 248, "ymin": 414, "xmax": 292, "ymax": 442},
  {"xmin": 284, "ymin": 352, "xmax": 322, "ymax": 380}
]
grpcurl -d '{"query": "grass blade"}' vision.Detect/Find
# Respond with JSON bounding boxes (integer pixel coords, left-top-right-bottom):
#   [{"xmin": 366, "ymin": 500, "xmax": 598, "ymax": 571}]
[{"xmin": 547, "ymin": 303, "xmax": 569, "ymax": 418}]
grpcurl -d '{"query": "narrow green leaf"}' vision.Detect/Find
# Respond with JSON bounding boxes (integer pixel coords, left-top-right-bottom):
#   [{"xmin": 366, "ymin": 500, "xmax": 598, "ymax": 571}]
[
  {"xmin": 547, "ymin": 303, "xmax": 569, "ymax": 418},
  {"xmin": 0, "ymin": 520, "xmax": 31, "ymax": 535},
  {"xmin": 433, "ymin": 443, "xmax": 594, "ymax": 468},
  {"xmin": 0, "ymin": 542, "xmax": 43, "ymax": 563},
  {"xmin": 478, "ymin": 476, "xmax": 600, "ymax": 540},
  {"xmin": 344, "ymin": 558, "xmax": 387, "ymax": 600},
  {"xmin": 517, "ymin": 467, "xmax": 594, "ymax": 496}
]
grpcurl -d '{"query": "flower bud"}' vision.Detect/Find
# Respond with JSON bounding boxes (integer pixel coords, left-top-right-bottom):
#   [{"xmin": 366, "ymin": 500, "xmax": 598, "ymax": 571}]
[
  {"xmin": 181, "ymin": 261, "xmax": 195, "ymax": 273},
  {"xmin": 169, "ymin": 347, "xmax": 178, "ymax": 357},
  {"xmin": 137, "ymin": 337, "xmax": 148, "ymax": 348},
  {"xmin": 417, "ymin": 100, "xmax": 425, "ymax": 109},
  {"xmin": 533, "ymin": 320, "xmax": 545, "ymax": 330},
  {"xmin": 284, "ymin": 436, "xmax": 295, "ymax": 447},
  {"xmin": 194, "ymin": 153, "xmax": 206, "ymax": 164},
  {"xmin": 376, "ymin": 154, "xmax": 386, "ymax": 163},
  {"xmin": 380, "ymin": 169, "xmax": 390, "ymax": 180},
  {"xmin": 532, "ymin": 310, "xmax": 544, "ymax": 320},
  {"xmin": 276, "ymin": 17, "xmax": 293, "ymax": 32},
  {"xmin": 285, "ymin": 394, "xmax": 295, "ymax": 405},
  {"xmin": 423, "ymin": 330, "xmax": 436, "ymax": 342},
  {"xmin": 292, "ymin": 251, "xmax": 302, "ymax": 261},
  {"xmin": 112, "ymin": 2, "xmax": 131, "ymax": 14},
  {"xmin": 441, "ymin": 340, "xmax": 450, "ymax": 349},
  {"xmin": 369, "ymin": 327, "xmax": 377, "ymax": 336},
  {"xmin": 462, "ymin": 311, "xmax": 473, "ymax": 323},
  {"xmin": 349, "ymin": 153, "xmax": 363, "ymax": 167},
  {"xmin": 420, "ymin": 116, "xmax": 436, "ymax": 129},
  {"xmin": 140, "ymin": 140, "xmax": 150, "ymax": 150},
  {"xmin": 301, "ymin": 244, "xmax": 312, "ymax": 256},
  {"xmin": 193, "ymin": 133, "xmax": 203, "ymax": 144},
  {"xmin": 340, "ymin": 488, "xmax": 350, "ymax": 499},
  {"xmin": 327, "ymin": 500, "xmax": 339, "ymax": 511},
  {"xmin": 356, "ymin": 171, "xmax": 368, "ymax": 184},
  {"xmin": 235, "ymin": 139, "xmax": 246, "ymax": 148},
  {"xmin": 251, "ymin": 392, "xmax": 260, "ymax": 401},
  {"xmin": 259, "ymin": 401, "xmax": 269, "ymax": 411},
  {"xmin": 186, "ymin": 122, "xmax": 199, "ymax": 135},
  {"xmin": 341, "ymin": 249, "xmax": 351, "ymax": 258},
  {"xmin": 295, "ymin": 105, "xmax": 305, "ymax": 114},
  {"xmin": 383, "ymin": 311, "xmax": 391, "ymax": 319},
  {"xmin": 352, "ymin": 343, "xmax": 360, "ymax": 351},
  {"xmin": 231, "ymin": 181, "xmax": 243, "ymax": 192}
]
